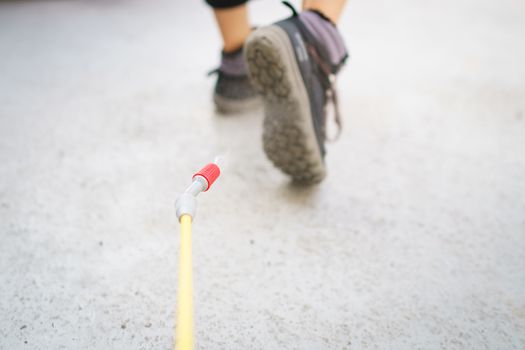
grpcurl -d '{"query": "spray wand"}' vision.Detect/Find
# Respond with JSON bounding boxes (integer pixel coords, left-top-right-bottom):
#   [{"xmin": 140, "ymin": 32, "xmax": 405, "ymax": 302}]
[{"xmin": 174, "ymin": 162, "xmax": 221, "ymax": 350}]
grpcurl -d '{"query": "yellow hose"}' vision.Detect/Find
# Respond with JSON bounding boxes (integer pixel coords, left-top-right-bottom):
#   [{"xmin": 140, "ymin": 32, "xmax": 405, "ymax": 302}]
[{"xmin": 176, "ymin": 214, "xmax": 194, "ymax": 350}]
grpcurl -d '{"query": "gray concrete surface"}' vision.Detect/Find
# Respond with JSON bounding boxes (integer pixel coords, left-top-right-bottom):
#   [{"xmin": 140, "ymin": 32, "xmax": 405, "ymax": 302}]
[{"xmin": 1, "ymin": 0, "xmax": 524, "ymax": 349}]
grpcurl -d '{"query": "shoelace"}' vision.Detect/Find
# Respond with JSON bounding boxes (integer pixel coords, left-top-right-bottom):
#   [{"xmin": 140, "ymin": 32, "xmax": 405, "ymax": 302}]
[
  {"xmin": 306, "ymin": 43, "xmax": 343, "ymax": 142},
  {"xmin": 207, "ymin": 68, "xmax": 220, "ymax": 76}
]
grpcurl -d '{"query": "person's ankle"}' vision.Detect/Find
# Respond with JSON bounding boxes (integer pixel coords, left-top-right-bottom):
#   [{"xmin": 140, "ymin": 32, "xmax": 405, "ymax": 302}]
[
  {"xmin": 298, "ymin": 10, "xmax": 348, "ymax": 72},
  {"xmin": 305, "ymin": 9, "xmax": 336, "ymax": 26},
  {"xmin": 220, "ymin": 46, "xmax": 247, "ymax": 76}
]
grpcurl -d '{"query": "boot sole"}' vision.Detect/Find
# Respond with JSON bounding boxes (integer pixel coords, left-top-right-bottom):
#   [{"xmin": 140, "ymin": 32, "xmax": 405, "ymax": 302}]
[
  {"xmin": 244, "ymin": 26, "xmax": 326, "ymax": 184},
  {"xmin": 213, "ymin": 93, "xmax": 261, "ymax": 114}
]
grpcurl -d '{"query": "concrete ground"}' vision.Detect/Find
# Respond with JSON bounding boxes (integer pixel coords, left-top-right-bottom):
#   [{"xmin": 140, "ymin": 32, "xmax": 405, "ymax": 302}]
[{"xmin": 1, "ymin": 0, "xmax": 524, "ymax": 349}]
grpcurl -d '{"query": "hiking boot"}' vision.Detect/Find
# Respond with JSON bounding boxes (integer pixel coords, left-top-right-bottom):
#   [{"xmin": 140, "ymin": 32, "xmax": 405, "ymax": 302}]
[
  {"xmin": 210, "ymin": 47, "xmax": 261, "ymax": 114},
  {"xmin": 244, "ymin": 3, "xmax": 347, "ymax": 183}
]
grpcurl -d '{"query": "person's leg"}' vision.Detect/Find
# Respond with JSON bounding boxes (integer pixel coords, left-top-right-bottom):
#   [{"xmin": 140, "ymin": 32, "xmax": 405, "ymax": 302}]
[
  {"xmin": 212, "ymin": 3, "xmax": 251, "ymax": 53},
  {"xmin": 302, "ymin": 0, "xmax": 347, "ymax": 24},
  {"xmin": 244, "ymin": 1, "xmax": 349, "ymax": 183},
  {"xmin": 205, "ymin": 0, "xmax": 260, "ymax": 113}
]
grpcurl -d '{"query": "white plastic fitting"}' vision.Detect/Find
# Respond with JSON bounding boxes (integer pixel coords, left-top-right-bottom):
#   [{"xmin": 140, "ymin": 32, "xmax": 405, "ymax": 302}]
[{"xmin": 175, "ymin": 176, "xmax": 207, "ymax": 221}]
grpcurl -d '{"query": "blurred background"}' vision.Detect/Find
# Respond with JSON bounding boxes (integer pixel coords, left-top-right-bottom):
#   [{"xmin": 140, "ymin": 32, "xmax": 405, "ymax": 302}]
[{"xmin": 0, "ymin": 0, "xmax": 524, "ymax": 349}]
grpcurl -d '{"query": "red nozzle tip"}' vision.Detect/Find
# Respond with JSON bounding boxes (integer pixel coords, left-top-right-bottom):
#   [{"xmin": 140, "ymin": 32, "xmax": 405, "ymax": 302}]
[{"xmin": 193, "ymin": 163, "xmax": 220, "ymax": 191}]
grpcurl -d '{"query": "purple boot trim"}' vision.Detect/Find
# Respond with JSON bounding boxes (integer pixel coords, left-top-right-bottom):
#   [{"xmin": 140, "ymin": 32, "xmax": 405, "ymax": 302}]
[
  {"xmin": 219, "ymin": 47, "xmax": 247, "ymax": 76},
  {"xmin": 299, "ymin": 10, "xmax": 348, "ymax": 70}
]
